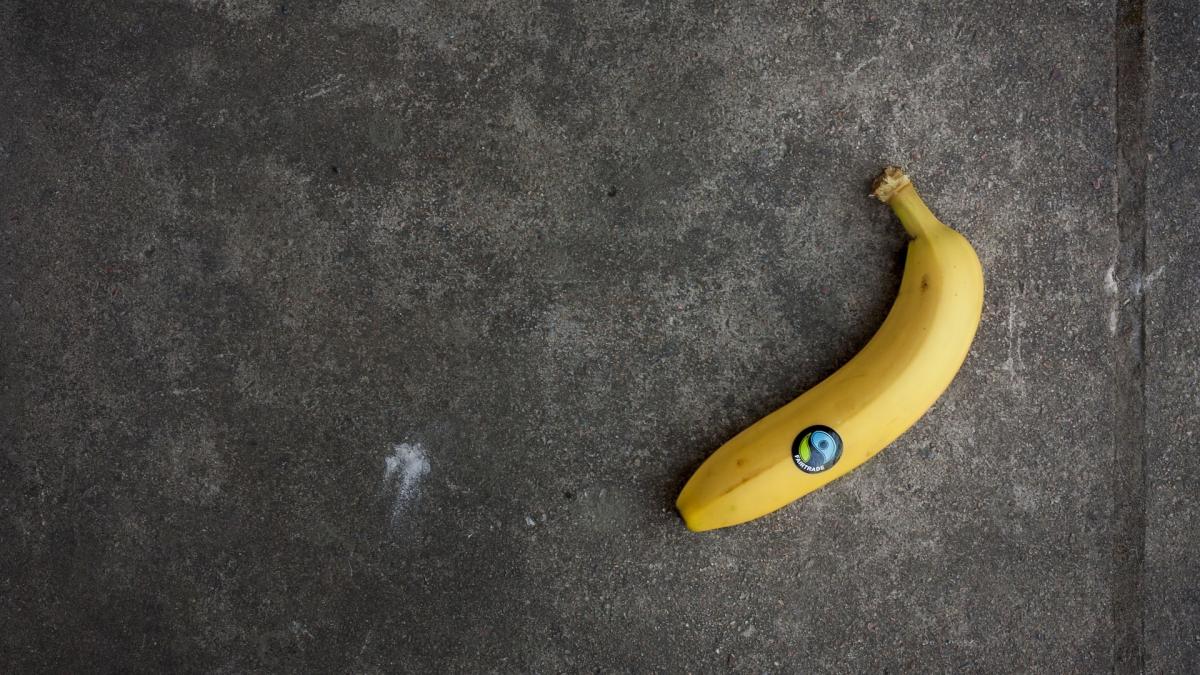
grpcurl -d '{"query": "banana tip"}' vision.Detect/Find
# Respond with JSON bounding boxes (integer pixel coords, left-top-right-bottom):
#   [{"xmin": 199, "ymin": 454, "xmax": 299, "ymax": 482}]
[
  {"xmin": 676, "ymin": 497, "xmax": 712, "ymax": 532},
  {"xmin": 871, "ymin": 165, "xmax": 911, "ymax": 203}
]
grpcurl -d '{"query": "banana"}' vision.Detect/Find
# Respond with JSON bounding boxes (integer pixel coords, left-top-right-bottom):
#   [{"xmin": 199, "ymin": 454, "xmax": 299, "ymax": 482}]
[{"xmin": 676, "ymin": 166, "xmax": 984, "ymax": 532}]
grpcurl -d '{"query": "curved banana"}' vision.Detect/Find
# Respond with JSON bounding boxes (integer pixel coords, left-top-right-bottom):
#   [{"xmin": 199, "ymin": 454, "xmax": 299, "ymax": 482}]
[{"xmin": 676, "ymin": 167, "xmax": 984, "ymax": 532}]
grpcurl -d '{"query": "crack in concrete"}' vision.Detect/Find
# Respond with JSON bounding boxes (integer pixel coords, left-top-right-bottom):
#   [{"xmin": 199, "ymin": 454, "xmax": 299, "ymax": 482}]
[{"xmin": 1112, "ymin": 0, "xmax": 1149, "ymax": 671}]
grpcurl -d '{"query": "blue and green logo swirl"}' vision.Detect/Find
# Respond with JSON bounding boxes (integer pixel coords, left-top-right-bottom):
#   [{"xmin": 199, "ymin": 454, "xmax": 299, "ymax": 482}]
[{"xmin": 792, "ymin": 425, "xmax": 842, "ymax": 473}]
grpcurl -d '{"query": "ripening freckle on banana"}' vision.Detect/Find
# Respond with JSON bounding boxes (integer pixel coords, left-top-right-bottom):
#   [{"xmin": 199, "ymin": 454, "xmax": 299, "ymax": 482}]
[{"xmin": 676, "ymin": 167, "xmax": 985, "ymax": 532}]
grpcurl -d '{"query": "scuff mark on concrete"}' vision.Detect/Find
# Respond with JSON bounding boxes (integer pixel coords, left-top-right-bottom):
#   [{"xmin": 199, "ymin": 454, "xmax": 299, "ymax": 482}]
[
  {"xmin": 383, "ymin": 442, "xmax": 430, "ymax": 524},
  {"xmin": 1106, "ymin": 263, "xmax": 1120, "ymax": 335},
  {"xmin": 301, "ymin": 74, "xmax": 347, "ymax": 100}
]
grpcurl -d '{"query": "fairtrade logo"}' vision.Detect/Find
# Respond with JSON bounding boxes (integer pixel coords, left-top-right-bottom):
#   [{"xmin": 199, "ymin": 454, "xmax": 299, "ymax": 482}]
[{"xmin": 792, "ymin": 426, "xmax": 842, "ymax": 473}]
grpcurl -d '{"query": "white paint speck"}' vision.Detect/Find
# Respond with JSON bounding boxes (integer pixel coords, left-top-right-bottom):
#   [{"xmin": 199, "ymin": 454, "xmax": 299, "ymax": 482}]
[
  {"xmin": 383, "ymin": 442, "xmax": 430, "ymax": 523},
  {"xmin": 524, "ymin": 516, "xmax": 536, "ymax": 527},
  {"xmin": 1104, "ymin": 264, "xmax": 1118, "ymax": 295}
]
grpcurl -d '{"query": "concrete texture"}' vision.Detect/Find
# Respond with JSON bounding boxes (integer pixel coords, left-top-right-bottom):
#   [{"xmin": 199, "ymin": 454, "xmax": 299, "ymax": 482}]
[
  {"xmin": 0, "ymin": 0, "xmax": 1190, "ymax": 672},
  {"xmin": 1145, "ymin": 0, "xmax": 1200, "ymax": 670}
]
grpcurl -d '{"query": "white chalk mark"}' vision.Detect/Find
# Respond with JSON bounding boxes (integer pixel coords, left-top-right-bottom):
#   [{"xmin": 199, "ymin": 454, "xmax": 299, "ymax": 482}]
[
  {"xmin": 383, "ymin": 442, "xmax": 430, "ymax": 523},
  {"xmin": 1105, "ymin": 264, "xmax": 1164, "ymax": 335},
  {"xmin": 1001, "ymin": 299, "xmax": 1024, "ymax": 380},
  {"xmin": 846, "ymin": 56, "xmax": 879, "ymax": 78},
  {"xmin": 1104, "ymin": 264, "xmax": 1123, "ymax": 333},
  {"xmin": 302, "ymin": 74, "xmax": 347, "ymax": 100},
  {"xmin": 1104, "ymin": 264, "xmax": 1118, "ymax": 295},
  {"xmin": 357, "ymin": 629, "xmax": 374, "ymax": 659},
  {"xmin": 1008, "ymin": 300, "xmax": 1023, "ymax": 372},
  {"xmin": 1106, "ymin": 263, "xmax": 1120, "ymax": 334}
]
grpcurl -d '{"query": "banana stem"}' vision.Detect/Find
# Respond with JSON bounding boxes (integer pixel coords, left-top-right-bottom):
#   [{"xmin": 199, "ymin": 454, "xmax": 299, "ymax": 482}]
[{"xmin": 871, "ymin": 166, "xmax": 946, "ymax": 239}]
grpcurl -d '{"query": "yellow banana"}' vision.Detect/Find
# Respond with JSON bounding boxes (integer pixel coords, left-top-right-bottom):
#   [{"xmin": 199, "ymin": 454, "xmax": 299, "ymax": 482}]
[{"xmin": 676, "ymin": 167, "xmax": 984, "ymax": 532}]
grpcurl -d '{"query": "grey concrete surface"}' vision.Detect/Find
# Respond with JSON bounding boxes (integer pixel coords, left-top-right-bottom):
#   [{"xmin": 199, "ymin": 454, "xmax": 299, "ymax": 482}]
[
  {"xmin": 1146, "ymin": 1, "xmax": 1200, "ymax": 670},
  {"xmin": 0, "ymin": 0, "xmax": 1190, "ymax": 672}
]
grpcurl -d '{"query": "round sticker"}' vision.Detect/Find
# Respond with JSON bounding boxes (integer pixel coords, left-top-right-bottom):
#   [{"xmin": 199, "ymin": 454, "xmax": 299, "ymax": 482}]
[{"xmin": 792, "ymin": 425, "xmax": 843, "ymax": 473}]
